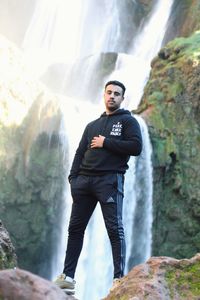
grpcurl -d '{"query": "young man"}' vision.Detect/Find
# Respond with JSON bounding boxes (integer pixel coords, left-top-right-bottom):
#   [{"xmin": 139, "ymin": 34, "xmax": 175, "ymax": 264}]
[{"xmin": 54, "ymin": 80, "xmax": 142, "ymax": 294}]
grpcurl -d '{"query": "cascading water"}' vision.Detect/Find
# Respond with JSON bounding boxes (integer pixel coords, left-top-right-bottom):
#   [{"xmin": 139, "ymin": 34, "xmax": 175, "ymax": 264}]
[
  {"xmin": 22, "ymin": 0, "xmax": 83, "ymax": 76},
  {"xmin": 126, "ymin": 116, "xmax": 153, "ymax": 270},
  {"xmin": 21, "ymin": 0, "xmax": 174, "ymax": 299},
  {"xmin": 107, "ymin": 0, "xmax": 175, "ymax": 109}
]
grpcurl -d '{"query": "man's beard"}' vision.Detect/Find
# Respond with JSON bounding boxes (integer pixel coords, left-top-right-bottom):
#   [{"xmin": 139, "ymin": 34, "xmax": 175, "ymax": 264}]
[{"xmin": 107, "ymin": 102, "xmax": 120, "ymax": 112}]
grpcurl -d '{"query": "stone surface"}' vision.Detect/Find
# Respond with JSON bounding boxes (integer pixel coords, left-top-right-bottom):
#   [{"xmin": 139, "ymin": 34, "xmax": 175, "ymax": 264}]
[
  {"xmin": 135, "ymin": 31, "xmax": 200, "ymax": 259},
  {"xmin": 0, "ymin": 220, "xmax": 17, "ymax": 269},
  {"xmin": 104, "ymin": 253, "xmax": 200, "ymax": 300},
  {"xmin": 0, "ymin": 268, "xmax": 76, "ymax": 300},
  {"xmin": 163, "ymin": 0, "xmax": 200, "ymax": 44},
  {"xmin": 177, "ymin": 0, "xmax": 200, "ymax": 37}
]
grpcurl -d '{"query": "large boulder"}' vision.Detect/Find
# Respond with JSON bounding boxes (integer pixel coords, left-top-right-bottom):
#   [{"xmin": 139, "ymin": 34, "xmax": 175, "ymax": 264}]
[
  {"xmin": 0, "ymin": 268, "xmax": 76, "ymax": 300},
  {"xmin": 0, "ymin": 220, "xmax": 17, "ymax": 269},
  {"xmin": 104, "ymin": 253, "xmax": 200, "ymax": 300},
  {"xmin": 135, "ymin": 31, "xmax": 200, "ymax": 259}
]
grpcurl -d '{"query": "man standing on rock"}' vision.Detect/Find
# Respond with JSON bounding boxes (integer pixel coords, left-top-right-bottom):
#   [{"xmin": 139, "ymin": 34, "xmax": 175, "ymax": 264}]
[{"xmin": 54, "ymin": 80, "xmax": 142, "ymax": 294}]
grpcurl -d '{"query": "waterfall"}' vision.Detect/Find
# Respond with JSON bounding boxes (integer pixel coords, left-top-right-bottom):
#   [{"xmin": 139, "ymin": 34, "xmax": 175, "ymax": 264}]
[
  {"xmin": 126, "ymin": 116, "xmax": 153, "ymax": 269},
  {"xmin": 22, "ymin": 0, "xmax": 83, "ymax": 76},
  {"xmin": 106, "ymin": 0, "xmax": 175, "ymax": 109},
  {"xmin": 21, "ymin": 0, "xmax": 174, "ymax": 299}
]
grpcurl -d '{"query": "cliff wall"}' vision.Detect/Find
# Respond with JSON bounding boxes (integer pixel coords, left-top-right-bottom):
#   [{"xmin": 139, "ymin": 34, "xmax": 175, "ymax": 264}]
[
  {"xmin": 0, "ymin": 35, "xmax": 66, "ymax": 278},
  {"xmin": 136, "ymin": 31, "xmax": 200, "ymax": 258}
]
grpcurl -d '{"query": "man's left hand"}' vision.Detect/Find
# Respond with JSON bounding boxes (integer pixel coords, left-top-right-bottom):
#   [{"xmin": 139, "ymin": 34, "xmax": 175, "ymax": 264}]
[{"xmin": 91, "ymin": 135, "xmax": 105, "ymax": 148}]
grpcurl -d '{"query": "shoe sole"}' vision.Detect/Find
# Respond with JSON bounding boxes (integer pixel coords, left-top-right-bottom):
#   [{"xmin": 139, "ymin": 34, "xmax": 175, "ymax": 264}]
[{"xmin": 62, "ymin": 288, "xmax": 75, "ymax": 295}]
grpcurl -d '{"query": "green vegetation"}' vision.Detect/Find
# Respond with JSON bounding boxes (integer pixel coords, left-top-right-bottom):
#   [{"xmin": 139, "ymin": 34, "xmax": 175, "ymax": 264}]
[
  {"xmin": 165, "ymin": 261, "xmax": 200, "ymax": 298},
  {"xmin": 139, "ymin": 29, "xmax": 200, "ymax": 259},
  {"xmin": 0, "ymin": 251, "xmax": 16, "ymax": 269}
]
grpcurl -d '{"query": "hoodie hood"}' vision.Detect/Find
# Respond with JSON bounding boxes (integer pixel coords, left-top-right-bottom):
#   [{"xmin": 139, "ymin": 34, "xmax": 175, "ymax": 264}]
[{"xmin": 100, "ymin": 108, "xmax": 131, "ymax": 117}]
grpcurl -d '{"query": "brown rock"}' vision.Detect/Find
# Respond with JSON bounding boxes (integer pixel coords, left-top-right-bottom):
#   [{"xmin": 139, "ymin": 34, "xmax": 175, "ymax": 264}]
[
  {"xmin": 0, "ymin": 268, "xmax": 77, "ymax": 300},
  {"xmin": 104, "ymin": 253, "xmax": 200, "ymax": 300}
]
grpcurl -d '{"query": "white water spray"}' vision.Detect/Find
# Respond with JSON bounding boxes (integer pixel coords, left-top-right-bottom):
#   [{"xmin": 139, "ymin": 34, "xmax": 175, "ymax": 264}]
[{"xmin": 22, "ymin": 0, "xmax": 83, "ymax": 76}]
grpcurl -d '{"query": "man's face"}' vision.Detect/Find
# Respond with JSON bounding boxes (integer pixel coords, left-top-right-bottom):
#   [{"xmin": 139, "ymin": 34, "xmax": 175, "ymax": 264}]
[{"xmin": 104, "ymin": 84, "xmax": 124, "ymax": 113}]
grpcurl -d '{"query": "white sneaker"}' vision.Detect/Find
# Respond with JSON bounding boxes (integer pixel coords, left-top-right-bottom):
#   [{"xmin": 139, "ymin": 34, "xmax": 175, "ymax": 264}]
[
  {"xmin": 110, "ymin": 278, "xmax": 121, "ymax": 292},
  {"xmin": 54, "ymin": 273, "xmax": 75, "ymax": 291}
]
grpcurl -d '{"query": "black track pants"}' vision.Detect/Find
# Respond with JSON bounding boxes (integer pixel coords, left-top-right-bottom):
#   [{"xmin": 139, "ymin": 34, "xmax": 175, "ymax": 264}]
[{"xmin": 63, "ymin": 173, "xmax": 126, "ymax": 279}]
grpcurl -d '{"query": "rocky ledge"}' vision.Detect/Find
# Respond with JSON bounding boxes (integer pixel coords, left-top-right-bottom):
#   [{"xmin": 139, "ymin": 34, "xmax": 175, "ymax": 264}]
[{"xmin": 104, "ymin": 253, "xmax": 200, "ymax": 300}]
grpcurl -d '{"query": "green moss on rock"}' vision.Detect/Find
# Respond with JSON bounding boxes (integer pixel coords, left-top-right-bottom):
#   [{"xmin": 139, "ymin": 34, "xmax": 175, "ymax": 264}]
[
  {"xmin": 0, "ymin": 129, "xmax": 67, "ymax": 277},
  {"xmin": 0, "ymin": 220, "xmax": 17, "ymax": 269},
  {"xmin": 165, "ymin": 261, "xmax": 200, "ymax": 298},
  {"xmin": 0, "ymin": 34, "xmax": 69, "ymax": 279},
  {"xmin": 0, "ymin": 104, "xmax": 67, "ymax": 278},
  {"xmin": 138, "ymin": 31, "xmax": 200, "ymax": 259}
]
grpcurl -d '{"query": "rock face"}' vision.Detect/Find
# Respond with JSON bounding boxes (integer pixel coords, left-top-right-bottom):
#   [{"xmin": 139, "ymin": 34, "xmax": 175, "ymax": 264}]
[
  {"xmin": 104, "ymin": 253, "xmax": 200, "ymax": 300},
  {"xmin": 164, "ymin": 0, "xmax": 200, "ymax": 43},
  {"xmin": 0, "ymin": 34, "xmax": 67, "ymax": 277},
  {"xmin": 132, "ymin": 0, "xmax": 155, "ymax": 27},
  {"xmin": 0, "ymin": 220, "xmax": 17, "ymax": 269},
  {"xmin": 135, "ymin": 32, "xmax": 200, "ymax": 259},
  {"xmin": 0, "ymin": 268, "xmax": 76, "ymax": 300}
]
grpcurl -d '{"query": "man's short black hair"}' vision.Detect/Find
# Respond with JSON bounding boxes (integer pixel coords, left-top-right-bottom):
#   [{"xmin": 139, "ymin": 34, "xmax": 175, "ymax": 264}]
[{"xmin": 105, "ymin": 80, "xmax": 126, "ymax": 96}]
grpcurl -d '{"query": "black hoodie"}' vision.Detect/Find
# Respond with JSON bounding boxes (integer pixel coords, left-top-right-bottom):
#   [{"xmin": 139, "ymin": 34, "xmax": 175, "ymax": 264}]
[{"xmin": 69, "ymin": 109, "xmax": 142, "ymax": 181}]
